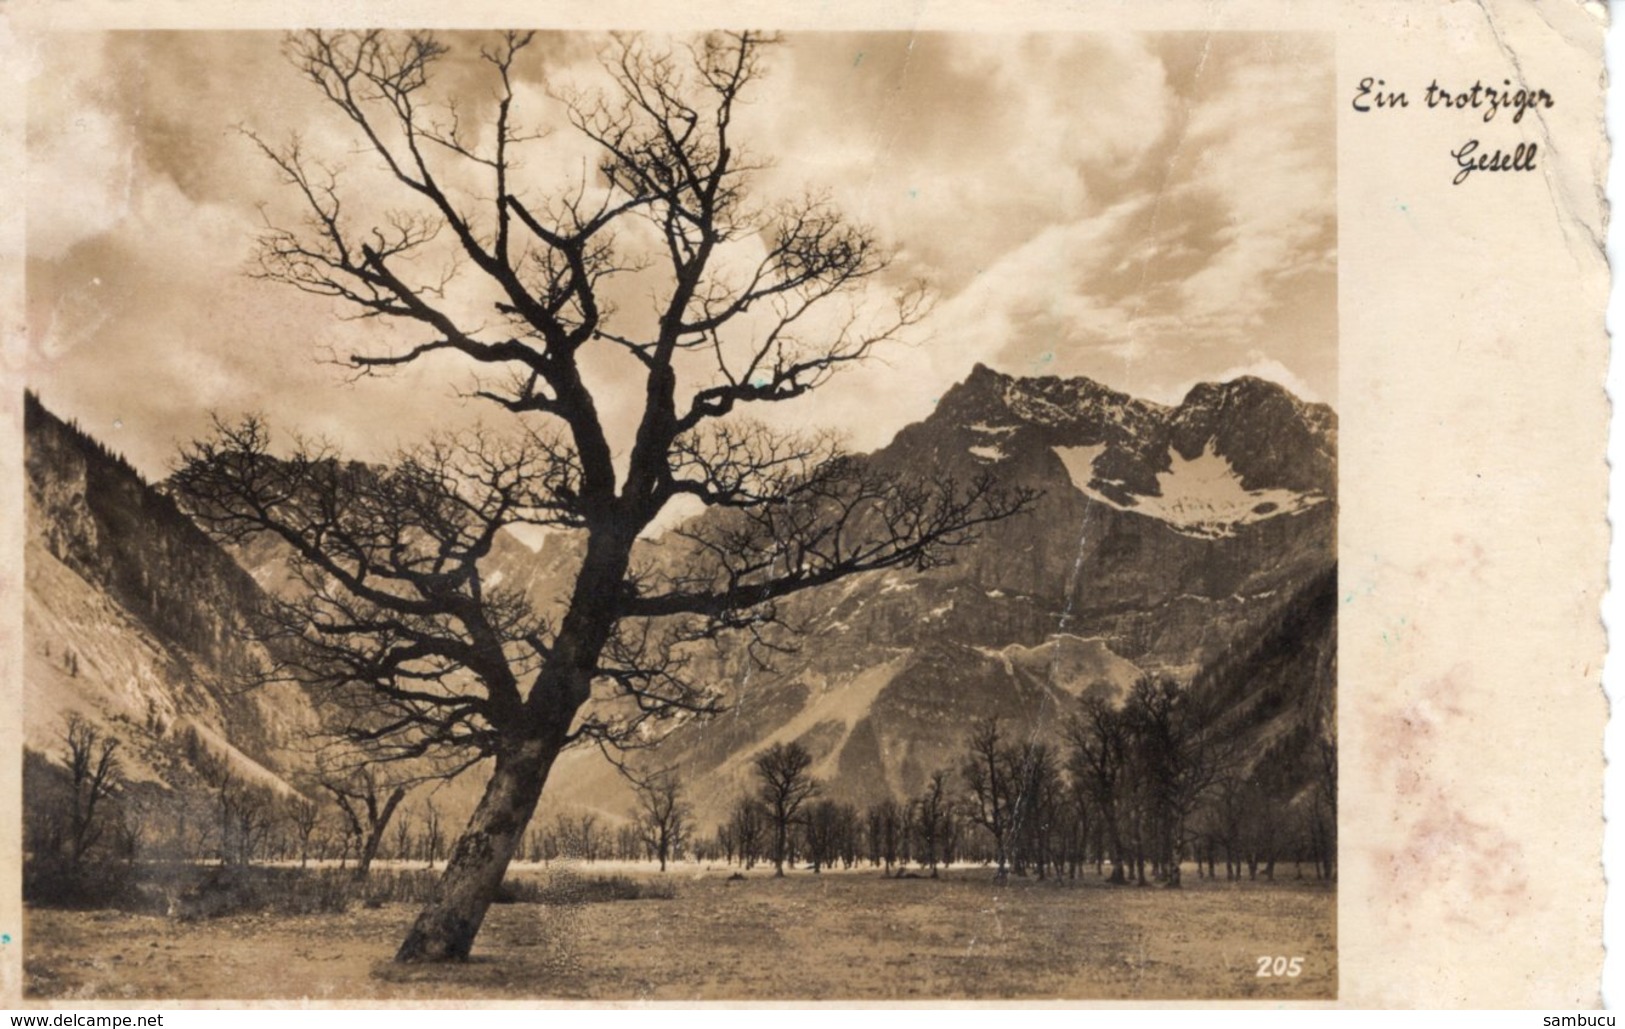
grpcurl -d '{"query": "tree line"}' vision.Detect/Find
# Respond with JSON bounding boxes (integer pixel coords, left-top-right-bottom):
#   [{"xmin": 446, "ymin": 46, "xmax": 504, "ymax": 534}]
[
  {"xmin": 27, "ymin": 716, "xmax": 712, "ymax": 898},
  {"xmin": 707, "ymin": 675, "xmax": 1336, "ymax": 884},
  {"xmin": 25, "ymin": 666, "xmax": 1334, "ymax": 907},
  {"xmin": 24, "ymin": 716, "xmax": 466, "ymax": 902}
]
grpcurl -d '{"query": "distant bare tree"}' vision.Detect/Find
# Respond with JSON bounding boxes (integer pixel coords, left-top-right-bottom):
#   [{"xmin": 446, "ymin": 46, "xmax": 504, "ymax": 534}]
[
  {"xmin": 728, "ymin": 797, "xmax": 766, "ymax": 870},
  {"xmin": 191, "ymin": 746, "xmax": 239, "ymax": 866},
  {"xmin": 525, "ymin": 824, "xmax": 553, "ymax": 864},
  {"xmin": 631, "ymin": 767, "xmax": 689, "ymax": 872},
  {"xmin": 577, "ymin": 812, "xmax": 603, "ymax": 862},
  {"xmin": 231, "ymin": 784, "xmax": 277, "ymax": 865},
  {"xmin": 422, "ymin": 799, "xmax": 444, "ymax": 869},
  {"xmin": 1121, "ymin": 675, "xmax": 1228, "ymax": 887},
  {"xmin": 1067, "ymin": 694, "xmax": 1130, "ymax": 884},
  {"xmin": 960, "ymin": 718, "xmax": 1013, "ymax": 878},
  {"xmin": 1000, "ymin": 741, "xmax": 1056, "ymax": 878},
  {"xmin": 867, "ymin": 797, "xmax": 904, "ymax": 874},
  {"xmin": 393, "ymin": 804, "xmax": 416, "ymax": 863},
  {"xmin": 803, "ymin": 799, "xmax": 854, "ymax": 873},
  {"xmin": 61, "ymin": 714, "xmax": 122, "ymax": 871},
  {"xmin": 320, "ymin": 765, "xmax": 409, "ymax": 880},
  {"xmin": 551, "ymin": 810, "xmax": 605, "ymax": 862},
  {"xmin": 754, "ymin": 742, "xmax": 818, "ymax": 876},
  {"xmin": 289, "ymin": 794, "xmax": 321, "ymax": 869},
  {"xmin": 914, "ymin": 769, "xmax": 953, "ymax": 879}
]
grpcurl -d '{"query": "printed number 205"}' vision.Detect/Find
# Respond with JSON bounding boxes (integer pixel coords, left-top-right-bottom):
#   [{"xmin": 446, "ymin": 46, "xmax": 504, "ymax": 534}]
[{"xmin": 1256, "ymin": 956, "xmax": 1304, "ymax": 978}]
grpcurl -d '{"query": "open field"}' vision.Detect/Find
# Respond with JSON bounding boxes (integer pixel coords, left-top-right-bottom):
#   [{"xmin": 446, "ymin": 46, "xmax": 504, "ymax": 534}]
[{"xmin": 24, "ymin": 864, "xmax": 1335, "ymax": 1001}]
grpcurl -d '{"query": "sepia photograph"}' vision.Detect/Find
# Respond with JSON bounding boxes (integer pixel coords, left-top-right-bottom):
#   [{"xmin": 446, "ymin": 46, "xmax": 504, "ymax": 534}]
[{"xmin": 21, "ymin": 23, "xmax": 1337, "ymax": 1002}]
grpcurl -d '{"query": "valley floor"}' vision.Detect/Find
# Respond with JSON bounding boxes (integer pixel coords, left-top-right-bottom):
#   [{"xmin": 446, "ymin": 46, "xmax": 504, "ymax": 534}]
[{"xmin": 24, "ymin": 866, "xmax": 1336, "ymax": 1002}]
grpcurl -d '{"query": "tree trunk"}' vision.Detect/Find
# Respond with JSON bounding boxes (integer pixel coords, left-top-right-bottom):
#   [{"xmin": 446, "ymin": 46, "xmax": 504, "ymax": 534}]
[
  {"xmin": 1103, "ymin": 806, "xmax": 1126, "ymax": 884},
  {"xmin": 353, "ymin": 827, "xmax": 384, "ymax": 881},
  {"xmin": 395, "ymin": 737, "xmax": 556, "ymax": 962},
  {"xmin": 351, "ymin": 786, "xmax": 407, "ymax": 882},
  {"xmin": 1166, "ymin": 818, "xmax": 1184, "ymax": 887}
]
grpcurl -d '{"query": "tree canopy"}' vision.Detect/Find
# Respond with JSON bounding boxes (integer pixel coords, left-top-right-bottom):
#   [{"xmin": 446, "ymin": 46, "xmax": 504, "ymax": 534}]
[{"xmin": 172, "ymin": 30, "xmax": 1034, "ymax": 963}]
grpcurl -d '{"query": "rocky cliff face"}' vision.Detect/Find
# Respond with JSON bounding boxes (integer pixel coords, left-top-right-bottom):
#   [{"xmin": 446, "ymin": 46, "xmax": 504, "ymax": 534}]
[
  {"xmin": 543, "ymin": 365, "xmax": 1337, "ymax": 827},
  {"xmin": 23, "ymin": 392, "xmax": 315, "ymax": 790},
  {"xmin": 22, "ymin": 360, "xmax": 1336, "ymax": 834}
]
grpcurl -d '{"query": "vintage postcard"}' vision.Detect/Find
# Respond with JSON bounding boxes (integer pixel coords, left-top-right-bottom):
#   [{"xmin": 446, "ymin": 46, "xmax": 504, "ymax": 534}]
[{"xmin": 0, "ymin": 0, "xmax": 1608, "ymax": 1009}]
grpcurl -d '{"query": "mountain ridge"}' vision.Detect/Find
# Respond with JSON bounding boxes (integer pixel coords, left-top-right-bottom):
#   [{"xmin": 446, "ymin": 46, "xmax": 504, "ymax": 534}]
[
  {"xmin": 23, "ymin": 391, "xmax": 317, "ymax": 796},
  {"xmin": 23, "ymin": 361, "xmax": 1336, "ymax": 838},
  {"xmin": 542, "ymin": 363, "xmax": 1336, "ymax": 827}
]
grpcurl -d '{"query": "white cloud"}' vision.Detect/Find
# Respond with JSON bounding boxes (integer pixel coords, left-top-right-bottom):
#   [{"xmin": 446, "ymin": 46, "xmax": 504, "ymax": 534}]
[
  {"xmin": 1173, "ymin": 59, "xmax": 1334, "ymax": 334},
  {"xmin": 843, "ymin": 35, "xmax": 1337, "ymax": 415},
  {"xmin": 1154, "ymin": 353, "xmax": 1324, "ymax": 407},
  {"xmin": 740, "ymin": 34, "xmax": 1174, "ymax": 292},
  {"xmin": 26, "ymin": 36, "xmax": 136, "ymax": 262},
  {"xmin": 26, "ymin": 31, "xmax": 1336, "ymax": 477}
]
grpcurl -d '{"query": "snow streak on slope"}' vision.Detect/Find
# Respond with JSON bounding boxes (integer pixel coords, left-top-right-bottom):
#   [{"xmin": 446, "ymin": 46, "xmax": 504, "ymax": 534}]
[
  {"xmin": 1054, "ymin": 442, "xmax": 1327, "ymax": 538},
  {"xmin": 744, "ymin": 655, "xmax": 912, "ymax": 784}
]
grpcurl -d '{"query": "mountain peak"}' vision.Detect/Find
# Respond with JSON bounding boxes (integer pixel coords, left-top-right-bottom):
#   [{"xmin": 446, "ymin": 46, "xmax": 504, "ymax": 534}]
[
  {"xmin": 1175, "ymin": 375, "xmax": 1316, "ymax": 413},
  {"xmin": 931, "ymin": 364, "xmax": 1160, "ymax": 440},
  {"xmin": 881, "ymin": 362, "xmax": 1335, "ymax": 536}
]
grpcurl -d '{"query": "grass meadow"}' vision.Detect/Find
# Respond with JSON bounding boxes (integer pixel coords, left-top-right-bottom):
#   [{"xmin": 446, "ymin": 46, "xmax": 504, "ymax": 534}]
[{"xmin": 23, "ymin": 862, "xmax": 1335, "ymax": 1001}]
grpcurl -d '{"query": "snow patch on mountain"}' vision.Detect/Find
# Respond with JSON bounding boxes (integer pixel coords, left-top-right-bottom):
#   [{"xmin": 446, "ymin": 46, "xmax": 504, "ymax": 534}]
[
  {"xmin": 1054, "ymin": 441, "xmax": 1327, "ymax": 538},
  {"xmin": 1001, "ymin": 387, "xmax": 1077, "ymax": 428},
  {"xmin": 1054, "ymin": 443, "xmax": 1108, "ymax": 486},
  {"xmin": 968, "ymin": 444, "xmax": 1007, "ymax": 462}
]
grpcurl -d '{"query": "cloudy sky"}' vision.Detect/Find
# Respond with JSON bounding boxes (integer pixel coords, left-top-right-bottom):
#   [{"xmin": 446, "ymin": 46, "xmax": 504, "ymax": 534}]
[{"xmin": 25, "ymin": 30, "xmax": 1335, "ymax": 479}]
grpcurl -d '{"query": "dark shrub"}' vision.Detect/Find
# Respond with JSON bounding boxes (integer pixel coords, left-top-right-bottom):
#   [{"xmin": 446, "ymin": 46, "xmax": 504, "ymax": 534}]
[{"xmin": 499, "ymin": 870, "xmax": 676, "ymax": 905}]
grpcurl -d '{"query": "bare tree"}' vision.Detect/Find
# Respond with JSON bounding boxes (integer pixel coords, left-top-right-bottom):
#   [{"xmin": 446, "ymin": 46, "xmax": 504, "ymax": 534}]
[
  {"xmin": 191, "ymin": 746, "xmax": 239, "ymax": 866},
  {"xmin": 61, "ymin": 714, "xmax": 123, "ymax": 871},
  {"xmin": 393, "ymin": 804, "xmax": 416, "ymax": 863},
  {"xmin": 189, "ymin": 749, "xmax": 274, "ymax": 867},
  {"xmin": 630, "ymin": 767, "xmax": 689, "ymax": 872},
  {"xmin": 728, "ymin": 796, "xmax": 766, "ymax": 870},
  {"xmin": 1009, "ymin": 741, "xmax": 1063, "ymax": 880},
  {"xmin": 576, "ymin": 811, "xmax": 604, "ymax": 862},
  {"xmin": 803, "ymin": 799, "xmax": 857, "ymax": 873},
  {"xmin": 320, "ymin": 765, "xmax": 409, "ymax": 880},
  {"xmin": 1067, "ymin": 693, "xmax": 1130, "ymax": 884},
  {"xmin": 753, "ymin": 741, "xmax": 818, "ymax": 876},
  {"xmin": 231, "ymin": 784, "xmax": 277, "ymax": 865},
  {"xmin": 422, "ymin": 799, "xmax": 445, "ymax": 869},
  {"xmin": 524, "ymin": 823, "xmax": 554, "ymax": 864},
  {"xmin": 867, "ymin": 797, "xmax": 904, "ymax": 874},
  {"xmin": 914, "ymin": 768, "xmax": 953, "ymax": 879},
  {"xmin": 1121, "ymin": 675, "xmax": 1227, "ymax": 887},
  {"xmin": 289, "ymin": 794, "xmax": 321, "ymax": 869},
  {"xmin": 960, "ymin": 718, "xmax": 1013, "ymax": 878},
  {"xmin": 174, "ymin": 29, "xmax": 1032, "ymax": 962}
]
